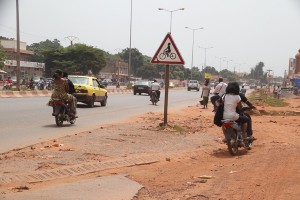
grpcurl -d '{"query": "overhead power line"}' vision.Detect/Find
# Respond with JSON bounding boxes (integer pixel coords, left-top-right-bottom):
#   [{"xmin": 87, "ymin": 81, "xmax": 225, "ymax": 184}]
[{"xmin": 65, "ymin": 36, "xmax": 79, "ymax": 47}]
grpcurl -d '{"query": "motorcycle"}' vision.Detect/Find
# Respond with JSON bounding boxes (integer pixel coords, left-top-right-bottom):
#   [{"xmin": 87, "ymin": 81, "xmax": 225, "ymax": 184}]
[
  {"xmin": 150, "ymin": 90, "xmax": 158, "ymax": 105},
  {"xmin": 3, "ymin": 81, "xmax": 12, "ymax": 90},
  {"xmin": 221, "ymin": 107, "xmax": 255, "ymax": 156},
  {"xmin": 50, "ymin": 98, "xmax": 76, "ymax": 126},
  {"xmin": 27, "ymin": 81, "xmax": 35, "ymax": 90}
]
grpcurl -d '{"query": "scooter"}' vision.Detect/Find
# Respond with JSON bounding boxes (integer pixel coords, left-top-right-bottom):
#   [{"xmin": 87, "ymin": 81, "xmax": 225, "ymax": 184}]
[{"xmin": 50, "ymin": 98, "xmax": 76, "ymax": 126}]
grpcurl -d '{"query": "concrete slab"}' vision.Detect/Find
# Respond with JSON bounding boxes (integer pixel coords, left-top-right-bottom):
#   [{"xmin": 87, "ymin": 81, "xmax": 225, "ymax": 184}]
[{"xmin": 2, "ymin": 174, "xmax": 143, "ymax": 200}]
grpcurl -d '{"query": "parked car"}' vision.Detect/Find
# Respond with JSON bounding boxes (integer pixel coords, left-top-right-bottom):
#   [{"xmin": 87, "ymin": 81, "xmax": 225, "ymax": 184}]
[
  {"xmin": 133, "ymin": 80, "xmax": 152, "ymax": 95},
  {"xmin": 68, "ymin": 75, "xmax": 108, "ymax": 108},
  {"xmin": 187, "ymin": 80, "xmax": 200, "ymax": 91},
  {"xmin": 99, "ymin": 78, "xmax": 112, "ymax": 88}
]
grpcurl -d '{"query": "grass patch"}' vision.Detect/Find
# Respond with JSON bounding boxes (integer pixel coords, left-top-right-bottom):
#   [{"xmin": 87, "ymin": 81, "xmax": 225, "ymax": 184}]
[
  {"xmin": 248, "ymin": 91, "xmax": 256, "ymax": 102},
  {"xmin": 158, "ymin": 123, "xmax": 186, "ymax": 133},
  {"xmin": 249, "ymin": 90, "xmax": 289, "ymax": 107},
  {"xmin": 258, "ymin": 110, "xmax": 300, "ymax": 116},
  {"xmin": 172, "ymin": 124, "xmax": 185, "ymax": 133}
]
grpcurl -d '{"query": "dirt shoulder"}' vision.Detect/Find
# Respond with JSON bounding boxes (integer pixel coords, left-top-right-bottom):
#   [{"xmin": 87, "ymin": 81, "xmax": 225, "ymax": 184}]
[{"xmin": 1, "ymin": 96, "xmax": 300, "ymax": 200}]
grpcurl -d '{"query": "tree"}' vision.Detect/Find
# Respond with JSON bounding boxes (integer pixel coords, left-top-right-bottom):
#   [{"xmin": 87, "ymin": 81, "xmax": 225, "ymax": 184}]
[
  {"xmin": 219, "ymin": 69, "xmax": 239, "ymax": 82},
  {"xmin": 170, "ymin": 65, "xmax": 185, "ymax": 80},
  {"xmin": 27, "ymin": 39, "xmax": 62, "ymax": 62},
  {"xmin": 43, "ymin": 44, "xmax": 106, "ymax": 77},
  {"xmin": 0, "ymin": 45, "xmax": 8, "ymax": 69},
  {"xmin": 0, "ymin": 36, "xmax": 14, "ymax": 40},
  {"xmin": 201, "ymin": 66, "xmax": 219, "ymax": 75},
  {"xmin": 119, "ymin": 48, "xmax": 144, "ymax": 76},
  {"xmin": 247, "ymin": 62, "xmax": 267, "ymax": 82}
]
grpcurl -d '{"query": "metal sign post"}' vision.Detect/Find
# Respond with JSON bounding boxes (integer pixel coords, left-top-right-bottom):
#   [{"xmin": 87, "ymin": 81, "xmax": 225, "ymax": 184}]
[
  {"xmin": 151, "ymin": 33, "xmax": 184, "ymax": 125},
  {"xmin": 164, "ymin": 64, "xmax": 170, "ymax": 125}
]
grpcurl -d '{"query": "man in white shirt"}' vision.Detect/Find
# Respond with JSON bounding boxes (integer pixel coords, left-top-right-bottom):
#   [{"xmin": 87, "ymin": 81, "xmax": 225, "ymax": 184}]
[
  {"xmin": 211, "ymin": 78, "xmax": 228, "ymax": 111},
  {"xmin": 151, "ymin": 80, "xmax": 161, "ymax": 100}
]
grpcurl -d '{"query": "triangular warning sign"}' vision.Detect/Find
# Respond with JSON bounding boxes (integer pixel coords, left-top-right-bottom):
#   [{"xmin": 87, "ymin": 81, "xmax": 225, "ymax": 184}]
[{"xmin": 151, "ymin": 33, "xmax": 185, "ymax": 65}]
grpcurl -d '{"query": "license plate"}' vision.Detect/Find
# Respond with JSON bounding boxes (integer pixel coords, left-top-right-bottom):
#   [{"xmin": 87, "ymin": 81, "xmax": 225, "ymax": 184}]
[{"xmin": 138, "ymin": 87, "xmax": 143, "ymax": 89}]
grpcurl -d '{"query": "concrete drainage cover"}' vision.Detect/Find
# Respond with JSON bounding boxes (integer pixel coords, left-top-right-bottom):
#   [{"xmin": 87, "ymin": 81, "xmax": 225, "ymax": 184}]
[
  {"xmin": 0, "ymin": 155, "xmax": 159, "ymax": 184},
  {"xmin": 3, "ymin": 174, "xmax": 143, "ymax": 200},
  {"xmin": 0, "ymin": 151, "xmax": 200, "ymax": 185}
]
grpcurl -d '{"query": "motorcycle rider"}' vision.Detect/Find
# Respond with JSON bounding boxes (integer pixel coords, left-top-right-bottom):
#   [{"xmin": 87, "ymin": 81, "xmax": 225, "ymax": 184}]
[
  {"xmin": 38, "ymin": 77, "xmax": 45, "ymax": 90},
  {"xmin": 211, "ymin": 77, "xmax": 228, "ymax": 111},
  {"xmin": 150, "ymin": 80, "xmax": 161, "ymax": 101},
  {"xmin": 28, "ymin": 78, "xmax": 34, "ymax": 90},
  {"xmin": 63, "ymin": 72, "xmax": 75, "ymax": 94},
  {"xmin": 51, "ymin": 70, "xmax": 77, "ymax": 117},
  {"xmin": 239, "ymin": 92, "xmax": 256, "ymax": 140},
  {"xmin": 223, "ymin": 82, "xmax": 250, "ymax": 147},
  {"xmin": 240, "ymin": 85, "xmax": 246, "ymax": 95},
  {"xmin": 4, "ymin": 77, "xmax": 13, "ymax": 90}
]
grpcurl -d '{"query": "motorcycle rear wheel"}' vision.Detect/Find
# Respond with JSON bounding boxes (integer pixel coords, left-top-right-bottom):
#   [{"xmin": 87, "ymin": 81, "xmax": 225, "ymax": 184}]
[
  {"xmin": 55, "ymin": 114, "xmax": 64, "ymax": 126},
  {"xmin": 227, "ymin": 130, "xmax": 239, "ymax": 156}
]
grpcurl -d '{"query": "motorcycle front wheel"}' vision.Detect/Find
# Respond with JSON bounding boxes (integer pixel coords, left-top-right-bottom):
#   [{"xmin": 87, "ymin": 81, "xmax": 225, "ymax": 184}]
[
  {"xmin": 55, "ymin": 114, "xmax": 64, "ymax": 126},
  {"xmin": 227, "ymin": 130, "xmax": 239, "ymax": 156}
]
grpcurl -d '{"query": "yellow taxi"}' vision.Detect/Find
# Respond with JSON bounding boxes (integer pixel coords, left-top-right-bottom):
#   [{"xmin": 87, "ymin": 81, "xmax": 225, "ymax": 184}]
[{"xmin": 68, "ymin": 75, "xmax": 108, "ymax": 108}]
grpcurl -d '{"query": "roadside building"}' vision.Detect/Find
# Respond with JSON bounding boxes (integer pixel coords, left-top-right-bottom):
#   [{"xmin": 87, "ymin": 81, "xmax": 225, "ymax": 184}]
[
  {"xmin": 288, "ymin": 58, "xmax": 296, "ymax": 79},
  {"xmin": 99, "ymin": 60, "xmax": 128, "ymax": 82},
  {"xmin": 0, "ymin": 39, "xmax": 45, "ymax": 82}
]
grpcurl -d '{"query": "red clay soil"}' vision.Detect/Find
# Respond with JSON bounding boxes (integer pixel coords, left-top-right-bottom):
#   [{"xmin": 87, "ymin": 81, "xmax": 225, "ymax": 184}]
[{"xmin": 0, "ymin": 97, "xmax": 299, "ymax": 200}]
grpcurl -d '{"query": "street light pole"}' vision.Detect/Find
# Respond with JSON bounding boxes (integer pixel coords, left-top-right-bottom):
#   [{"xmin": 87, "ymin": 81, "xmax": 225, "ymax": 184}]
[
  {"xmin": 225, "ymin": 59, "xmax": 232, "ymax": 70},
  {"xmin": 199, "ymin": 46, "xmax": 213, "ymax": 70},
  {"xmin": 215, "ymin": 56, "xmax": 226, "ymax": 75},
  {"xmin": 158, "ymin": 8, "xmax": 184, "ymax": 34},
  {"xmin": 16, "ymin": 0, "xmax": 21, "ymax": 91},
  {"xmin": 185, "ymin": 27, "xmax": 204, "ymax": 79},
  {"xmin": 128, "ymin": 0, "xmax": 133, "ymax": 81}
]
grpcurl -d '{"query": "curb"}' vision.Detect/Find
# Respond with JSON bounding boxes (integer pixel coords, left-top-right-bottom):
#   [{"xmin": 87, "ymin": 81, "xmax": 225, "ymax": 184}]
[{"xmin": 0, "ymin": 89, "xmax": 133, "ymax": 98}]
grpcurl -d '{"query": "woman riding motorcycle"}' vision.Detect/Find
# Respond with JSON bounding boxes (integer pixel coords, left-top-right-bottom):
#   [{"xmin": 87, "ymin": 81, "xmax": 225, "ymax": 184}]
[
  {"xmin": 51, "ymin": 70, "xmax": 77, "ymax": 117},
  {"xmin": 222, "ymin": 82, "xmax": 251, "ymax": 146}
]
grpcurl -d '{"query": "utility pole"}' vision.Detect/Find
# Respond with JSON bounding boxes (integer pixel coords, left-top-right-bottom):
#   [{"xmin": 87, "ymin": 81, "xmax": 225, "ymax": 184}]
[
  {"xmin": 185, "ymin": 27, "xmax": 204, "ymax": 79},
  {"xmin": 16, "ymin": 0, "xmax": 21, "ymax": 91},
  {"xmin": 215, "ymin": 56, "xmax": 226, "ymax": 77},
  {"xmin": 199, "ymin": 46, "xmax": 213, "ymax": 70},
  {"xmin": 267, "ymin": 69, "xmax": 272, "ymax": 88},
  {"xmin": 65, "ymin": 36, "xmax": 78, "ymax": 47}
]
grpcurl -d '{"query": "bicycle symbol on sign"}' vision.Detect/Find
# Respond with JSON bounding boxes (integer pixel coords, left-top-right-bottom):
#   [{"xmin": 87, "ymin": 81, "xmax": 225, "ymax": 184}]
[{"xmin": 159, "ymin": 42, "xmax": 176, "ymax": 60}]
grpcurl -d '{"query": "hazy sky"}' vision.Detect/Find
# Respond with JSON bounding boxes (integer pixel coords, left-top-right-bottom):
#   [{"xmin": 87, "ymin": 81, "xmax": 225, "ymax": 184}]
[{"xmin": 1, "ymin": 0, "xmax": 300, "ymax": 76}]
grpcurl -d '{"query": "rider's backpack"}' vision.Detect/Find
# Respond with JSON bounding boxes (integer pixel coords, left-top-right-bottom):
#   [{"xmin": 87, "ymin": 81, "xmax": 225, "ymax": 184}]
[{"xmin": 213, "ymin": 95, "xmax": 225, "ymax": 127}]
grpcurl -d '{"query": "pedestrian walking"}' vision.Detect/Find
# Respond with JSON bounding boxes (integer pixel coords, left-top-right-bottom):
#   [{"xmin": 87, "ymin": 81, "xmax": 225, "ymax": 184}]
[
  {"xmin": 277, "ymin": 86, "xmax": 281, "ymax": 99},
  {"xmin": 240, "ymin": 85, "xmax": 246, "ymax": 95},
  {"xmin": 273, "ymin": 86, "xmax": 278, "ymax": 98},
  {"xmin": 201, "ymin": 80, "xmax": 210, "ymax": 109}
]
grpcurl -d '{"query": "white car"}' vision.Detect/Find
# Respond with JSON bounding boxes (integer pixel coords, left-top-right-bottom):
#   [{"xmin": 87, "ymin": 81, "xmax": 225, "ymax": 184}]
[
  {"xmin": 169, "ymin": 82, "xmax": 175, "ymax": 88},
  {"xmin": 187, "ymin": 80, "xmax": 200, "ymax": 91}
]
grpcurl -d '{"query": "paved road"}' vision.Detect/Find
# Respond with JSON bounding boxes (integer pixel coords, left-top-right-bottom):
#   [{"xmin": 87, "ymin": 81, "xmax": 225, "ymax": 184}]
[{"xmin": 0, "ymin": 89, "xmax": 202, "ymax": 153}]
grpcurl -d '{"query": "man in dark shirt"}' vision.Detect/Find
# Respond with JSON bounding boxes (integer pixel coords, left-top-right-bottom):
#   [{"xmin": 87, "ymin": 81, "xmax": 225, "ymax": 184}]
[
  {"xmin": 62, "ymin": 72, "xmax": 75, "ymax": 94},
  {"xmin": 238, "ymin": 93, "xmax": 256, "ymax": 138}
]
